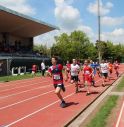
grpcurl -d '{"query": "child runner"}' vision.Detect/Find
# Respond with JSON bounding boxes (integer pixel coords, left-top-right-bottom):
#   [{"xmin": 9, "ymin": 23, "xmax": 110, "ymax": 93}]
[
  {"xmin": 114, "ymin": 60, "xmax": 119, "ymax": 77},
  {"xmin": 108, "ymin": 61, "xmax": 113, "ymax": 77},
  {"xmin": 96, "ymin": 61, "xmax": 101, "ymax": 77},
  {"xmin": 70, "ymin": 59, "xmax": 80, "ymax": 93},
  {"xmin": 90, "ymin": 60, "xmax": 96, "ymax": 86},
  {"xmin": 82, "ymin": 60, "xmax": 93, "ymax": 96},
  {"xmin": 100, "ymin": 60, "xmax": 110, "ymax": 87},
  {"xmin": 66, "ymin": 60, "xmax": 71, "ymax": 80},
  {"xmin": 46, "ymin": 56, "xmax": 66, "ymax": 108}
]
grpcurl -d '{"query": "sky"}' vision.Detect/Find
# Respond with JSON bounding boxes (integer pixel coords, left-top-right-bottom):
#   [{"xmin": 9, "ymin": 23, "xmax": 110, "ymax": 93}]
[{"xmin": 0, "ymin": 0, "xmax": 124, "ymax": 46}]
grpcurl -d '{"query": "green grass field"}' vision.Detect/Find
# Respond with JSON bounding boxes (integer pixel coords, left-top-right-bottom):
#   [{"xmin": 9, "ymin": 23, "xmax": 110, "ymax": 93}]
[
  {"xmin": 0, "ymin": 73, "xmax": 41, "ymax": 82},
  {"xmin": 86, "ymin": 95, "xmax": 118, "ymax": 127},
  {"xmin": 116, "ymin": 77, "xmax": 124, "ymax": 91}
]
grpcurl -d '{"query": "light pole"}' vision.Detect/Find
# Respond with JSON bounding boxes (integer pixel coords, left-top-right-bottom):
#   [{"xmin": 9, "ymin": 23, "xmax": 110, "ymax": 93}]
[{"xmin": 97, "ymin": 0, "xmax": 101, "ymax": 63}]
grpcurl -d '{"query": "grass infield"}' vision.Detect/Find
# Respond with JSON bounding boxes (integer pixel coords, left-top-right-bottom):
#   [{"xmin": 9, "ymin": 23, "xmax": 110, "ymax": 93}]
[
  {"xmin": 86, "ymin": 95, "xmax": 118, "ymax": 127},
  {"xmin": 0, "ymin": 73, "xmax": 41, "ymax": 82},
  {"xmin": 116, "ymin": 77, "xmax": 124, "ymax": 91}
]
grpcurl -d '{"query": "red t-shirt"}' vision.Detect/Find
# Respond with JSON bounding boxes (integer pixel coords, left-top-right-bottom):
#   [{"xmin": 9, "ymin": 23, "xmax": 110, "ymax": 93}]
[
  {"xmin": 48, "ymin": 64, "xmax": 63, "ymax": 84},
  {"xmin": 83, "ymin": 65, "xmax": 92, "ymax": 76},
  {"xmin": 66, "ymin": 63, "xmax": 71, "ymax": 70},
  {"xmin": 32, "ymin": 65, "xmax": 37, "ymax": 72},
  {"xmin": 114, "ymin": 63, "xmax": 119, "ymax": 69}
]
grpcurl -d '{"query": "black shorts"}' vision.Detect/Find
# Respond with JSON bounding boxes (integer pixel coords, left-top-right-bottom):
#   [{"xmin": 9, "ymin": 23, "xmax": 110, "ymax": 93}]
[
  {"xmin": 54, "ymin": 84, "xmax": 65, "ymax": 92},
  {"xmin": 71, "ymin": 75, "xmax": 79, "ymax": 82},
  {"xmin": 101, "ymin": 73, "xmax": 108, "ymax": 78}
]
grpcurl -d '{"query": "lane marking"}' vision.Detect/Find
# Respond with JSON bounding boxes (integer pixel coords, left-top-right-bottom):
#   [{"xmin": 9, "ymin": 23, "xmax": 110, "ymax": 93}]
[
  {"xmin": 0, "ymin": 84, "xmax": 52, "ymax": 100},
  {"xmin": 0, "ymin": 84, "xmax": 73, "ymax": 110},
  {"xmin": 0, "ymin": 80, "xmax": 51, "ymax": 93},
  {"xmin": 0, "ymin": 75, "xmax": 84, "ymax": 96},
  {"xmin": 115, "ymin": 100, "xmax": 124, "ymax": 127},
  {"xmin": 0, "ymin": 77, "xmax": 43, "ymax": 88},
  {"xmin": 1, "ymin": 77, "xmax": 115, "ymax": 126},
  {"xmin": 0, "ymin": 78, "xmax": 102, "ymax": 102},
  {"xmin": 4, "ymin": 92, "xmax": 75, "ymax": 127}
]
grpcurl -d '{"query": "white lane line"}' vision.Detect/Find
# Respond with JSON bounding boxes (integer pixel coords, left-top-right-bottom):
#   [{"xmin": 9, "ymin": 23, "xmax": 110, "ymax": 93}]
[
  {"xmin": 0, "ymin": 81, "xmax": 49, "ymax": 92},
  {"xmin": 0, "ymin": 75, "xmax": 83, "ymax": 95},
  {"xmin": 0, "ymin": 84, "xmax": 52, "ymax": 100},
  {"xmin": 1, "ymin": 79, "xmax": 102, "ymax": 126},
  {"xmin": 0, "ymin": 79, "xmax": 102, "ymax": 111},
  {"xmin": 0, "ymin": 78, "xmax": 102, "ymax": 100},
  {"xmin": 0, "ymin": 79, "xmax": 101, "ymax": 110},
  {"xmin": 0, "ymin": 84, "xmax": 73, "ymax": 110},
  {"xmin": 4, "ymin": 92, "xmax": 75, "ymax": 127},
  {"xmin": 115, "ymin": 100, "xmax": 124, "ymax": 127},
  {"xmin": 0, "ymin": 80, "xmax": 50, "ymax": 93}
]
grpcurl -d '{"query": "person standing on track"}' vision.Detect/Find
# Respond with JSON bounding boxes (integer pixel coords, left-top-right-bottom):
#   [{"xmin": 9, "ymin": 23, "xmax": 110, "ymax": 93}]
[
  {"xmin": 46, "ymin": 56, "xmax": 66, "ymax": 108},
  {"xmin": 100, "ymin": 60, "xmax": 110, "ymax": 87},
  {"xmin": 41, "ymin": 61, "xmax": 46, "ymax": 77},
  {"xmin": 82, "ymin": 60, "xmax": 93, "ymax": 95},
  {"xmin": 70, "ymin": 59, "xmax": 80, "ymax": 93}
]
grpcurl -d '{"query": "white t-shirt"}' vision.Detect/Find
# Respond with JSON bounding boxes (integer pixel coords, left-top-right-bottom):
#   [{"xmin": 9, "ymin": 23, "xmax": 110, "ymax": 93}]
[
  {"xmin": 100, "ymin": 63, "xmax": 108, "ymax": 73},
  {"xmin": 70, "ymin": 64, "xmax": 80, "ymax": 76},
  {"xmin": 41, "ymin": 62, "xmax": 45, "ymax": 70}
]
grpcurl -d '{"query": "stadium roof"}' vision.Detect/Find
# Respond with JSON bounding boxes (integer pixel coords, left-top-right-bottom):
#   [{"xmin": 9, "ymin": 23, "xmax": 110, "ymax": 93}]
[{"xmin": 0, "ymin": 5, "xmax": 59, "ymax": 38}]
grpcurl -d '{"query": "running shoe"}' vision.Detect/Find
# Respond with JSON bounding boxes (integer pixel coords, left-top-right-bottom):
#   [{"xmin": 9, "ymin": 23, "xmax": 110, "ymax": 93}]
[{"xmin": 60, "ymin": 101, "xmax": 66, "ymax": 108}]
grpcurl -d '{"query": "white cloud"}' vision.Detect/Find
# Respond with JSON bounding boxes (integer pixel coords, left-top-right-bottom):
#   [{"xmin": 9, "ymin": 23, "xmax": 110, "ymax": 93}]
[
  {"xmin": 35, "ymin": 0, "xmax": 124, "ymax": 46},
  {"xmin": 54, "ymin": 0, "xmax": 94, "ymax": 36},
  {"xmin": 101, "ymin": 16, "xmax": 124, "ymax": 26},
  {"xmin": 55, "ymin": 0, "xmax": 81, "ymax": 32},
  {"xmin": 0, "ymin": 0, "xmax": 36, "ymax": 15},
  {"xmin": 34, "ymin": 30, "xmax": 61, "ymax": 47},
  {"xmin": 87, "ymin": 0, "xmax": 113, "ymax": 16},
  {"xmin": 101, "ymin": 28, "xmax": 124, "ymax": 43},
  {"xmin": 34, "ymin": 0, "xmax": 95, "ymax": 46},
  {"xmin": 87, "ymin": 0, "xmax": 124, "ymax": 44}
]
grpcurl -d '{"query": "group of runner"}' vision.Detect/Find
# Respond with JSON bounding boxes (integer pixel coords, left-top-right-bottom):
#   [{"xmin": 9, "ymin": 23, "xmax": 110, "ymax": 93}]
[{"xmin": 46, "ymin": 56, "xmax": 120, "ymax": 108}]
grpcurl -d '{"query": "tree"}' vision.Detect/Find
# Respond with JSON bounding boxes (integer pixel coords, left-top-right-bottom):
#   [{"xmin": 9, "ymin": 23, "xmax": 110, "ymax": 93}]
[
  {"xmin": 33, "ymin": 44, "xmax": 49, "ymax": 56},
  {"xmin": 51, "ymin": 30, "xmax": 97, "ymax": 62}
]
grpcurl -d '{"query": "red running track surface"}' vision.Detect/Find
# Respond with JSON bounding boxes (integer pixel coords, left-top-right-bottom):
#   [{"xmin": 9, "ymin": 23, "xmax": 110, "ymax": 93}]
[
  {"xmin": 115, "ymin": 99, "xmax": 124, "ymax": 127},
  {"xmin": 0, "ymin": 65, "xmax": 124, "ymax": 127}
]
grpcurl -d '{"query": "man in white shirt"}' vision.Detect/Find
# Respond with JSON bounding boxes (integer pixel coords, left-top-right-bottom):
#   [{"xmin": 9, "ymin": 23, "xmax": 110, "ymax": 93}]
[
  {"xmin": 100, "ymin": 60, "xmax": 109, "ymax": 86},
  {"xmin": 41, "ymin": 61, "xmax": 46, "ymax": 76},
  {"xmin": 70, "ymin": 59, "xmax": 80, "ymax": 93}
]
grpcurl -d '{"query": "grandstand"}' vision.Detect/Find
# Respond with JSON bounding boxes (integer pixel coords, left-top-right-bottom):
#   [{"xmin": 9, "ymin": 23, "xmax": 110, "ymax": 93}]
[{"xmin": 0, "ymin": 5, "xmax": 58, "ymax": 76}]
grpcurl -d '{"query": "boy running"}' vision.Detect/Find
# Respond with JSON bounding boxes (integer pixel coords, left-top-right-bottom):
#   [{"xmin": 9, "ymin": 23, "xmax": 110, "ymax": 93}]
[
  {"xmin": 100, "ymin": 60, "xmax": 110, "ymax": 87},
  {"xmin": 96, "ymin": 61, "xmax": 101, "ymax": 77},
  {"xmin": 47, "ymin": 56, "xmax": 66, "ymax": 108},
  {"xmin": 66, "ymin": 60, "xmax": 71, "ymax": 79},
  {"xmin": 108, "ymin": 61, "xmax": 113, "ymax": 77},
  {"xmin": 82, "ymin": 60, "xmax": 93, "ymax": 96},
  {"xmin": 90, "ymin": 60, "xmax": 96, "ymax": 86},
  {"xmin": 114, "ymin": 60, "xmax": 119, "ymax": 77},
  {"xmin": 70, "ymin": 59, "xmax": 80, "ymax": 93}
]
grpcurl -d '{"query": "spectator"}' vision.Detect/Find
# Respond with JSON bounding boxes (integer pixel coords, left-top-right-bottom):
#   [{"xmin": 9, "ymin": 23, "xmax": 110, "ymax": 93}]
[
  {"xmin": 32, "ymin": 64, "xmax": 37, "ymax": 77},
  {"xmin": 41, "ymin": 61, "xmax": 46, "ymax": 76}
]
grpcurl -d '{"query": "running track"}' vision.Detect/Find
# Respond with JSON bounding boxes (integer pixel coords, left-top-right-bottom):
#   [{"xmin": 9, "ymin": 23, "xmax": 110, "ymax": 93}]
[
  {"xmin": 115, "ymin": 99, "xmax": 124, "ymax": 127},
  {"xmin": 0, "ymin": 65, "xmax": 124, "ymax": 127}
]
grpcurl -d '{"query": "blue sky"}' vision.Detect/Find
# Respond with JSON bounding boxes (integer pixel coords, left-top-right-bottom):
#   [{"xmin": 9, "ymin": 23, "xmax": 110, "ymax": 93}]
[{"xmin": 0, "ymin": 0, "xmax": 124, "ymax": 46}]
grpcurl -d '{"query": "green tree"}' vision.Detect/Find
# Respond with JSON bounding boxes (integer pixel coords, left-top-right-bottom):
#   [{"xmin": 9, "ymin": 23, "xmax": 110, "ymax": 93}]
[
  {"xmin": 51, "ymin": 30, "xmax": 97, "ymax": 62},
  {"xmin": 33, "ymin": 44, "xmax": 49, "ymax": 56}
]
